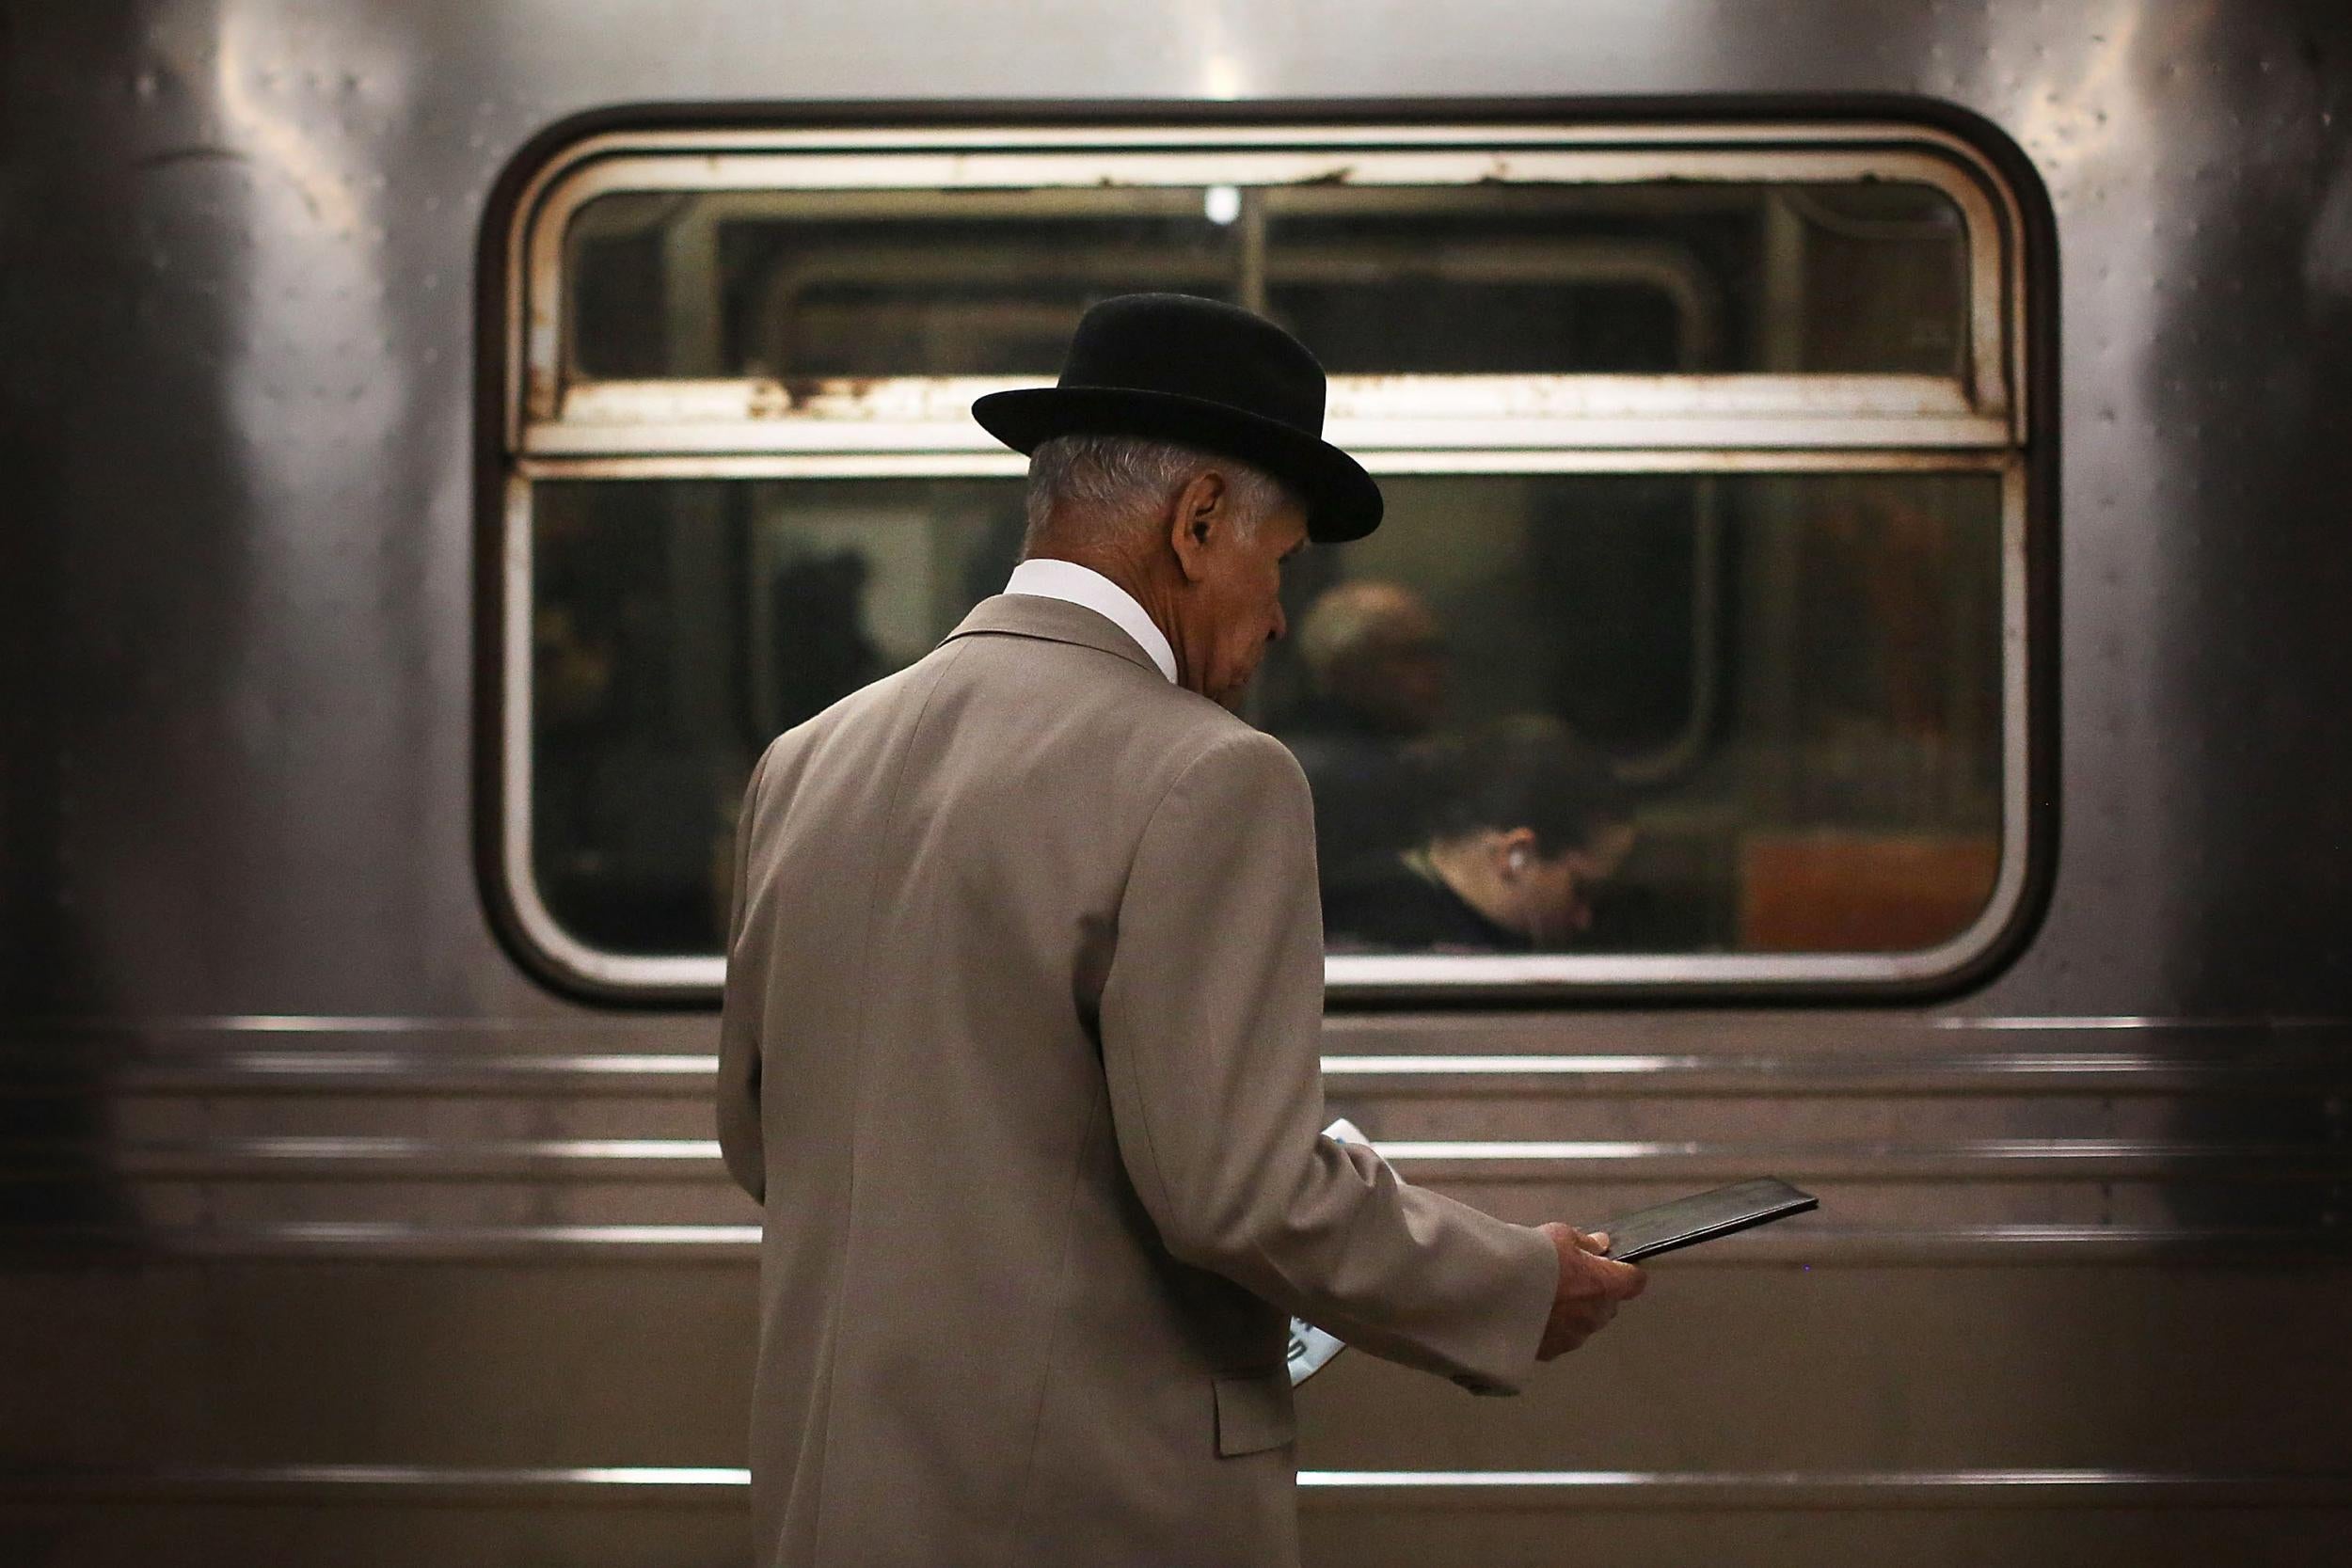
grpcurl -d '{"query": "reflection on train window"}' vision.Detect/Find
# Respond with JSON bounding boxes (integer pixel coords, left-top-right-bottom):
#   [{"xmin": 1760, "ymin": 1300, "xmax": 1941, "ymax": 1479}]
[
  {"xmin": 563, "ymin": 182, "xmax": 1967, "ymax": 382},
  {"xmin": 529, "ymin": 471, "xmax": 2001, "ymax": 959},
  {"xmin": 532, "ymin": 477, "xmax": 1025, "ymax": 954},
  {"xmin": 1282, "ymin": 472, "xmax": 2003, "ymax": 957}
]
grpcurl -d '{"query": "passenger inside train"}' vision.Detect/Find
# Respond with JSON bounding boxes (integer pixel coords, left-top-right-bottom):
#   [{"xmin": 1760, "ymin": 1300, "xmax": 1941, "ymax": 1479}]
[
  {"xmin": 1323, "ymin": 713, "xmax": 1636, "ymax": 953},
  {"xmin": 1274, "ymin": 578, "xmax": 1454, "ymax": 878}
]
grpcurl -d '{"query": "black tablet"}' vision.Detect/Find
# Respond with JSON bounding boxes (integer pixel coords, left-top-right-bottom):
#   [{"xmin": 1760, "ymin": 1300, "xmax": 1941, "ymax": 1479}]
[{"xmin": 1597, "ymin": 1178, "xmax": 1819, "ymax": 1262}]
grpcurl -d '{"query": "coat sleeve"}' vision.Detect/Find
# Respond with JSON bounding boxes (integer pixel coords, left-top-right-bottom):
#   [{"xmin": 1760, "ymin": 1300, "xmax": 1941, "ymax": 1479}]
[
  {"xmin": 1097, "ymin": 729, "xmax": 1560, "ymax": 1395},
  {"xmin": 716, "ymin": 741, "xmax": 778, "ymax": 1204}
]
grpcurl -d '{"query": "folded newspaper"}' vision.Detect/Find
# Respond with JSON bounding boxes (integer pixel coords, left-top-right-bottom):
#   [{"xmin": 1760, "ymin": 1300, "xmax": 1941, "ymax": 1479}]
[{"xmin": 1285, "ymin": 1118, "xmax": 1366, "ymax": 1386}]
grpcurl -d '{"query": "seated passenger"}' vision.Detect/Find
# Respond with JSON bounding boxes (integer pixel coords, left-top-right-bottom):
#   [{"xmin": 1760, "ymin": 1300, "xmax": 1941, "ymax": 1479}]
[
  {"xmin": 1277, "ymin": 579, "xmax": 1452, "ymax": 876},
  {"xmin": 1325, "ymin": 715, "xmax": 1635, "ymax": 954}
]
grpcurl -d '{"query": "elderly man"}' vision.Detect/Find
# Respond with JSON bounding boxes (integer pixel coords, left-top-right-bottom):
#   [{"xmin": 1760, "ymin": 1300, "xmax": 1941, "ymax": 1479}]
[{"xmin": 716, "ymin": 293, "xmax": 1644, "ymax": 1568}]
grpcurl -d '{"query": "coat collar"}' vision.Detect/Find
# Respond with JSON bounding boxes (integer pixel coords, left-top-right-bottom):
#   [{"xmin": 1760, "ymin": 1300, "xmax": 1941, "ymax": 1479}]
[{"xmin": 938, "ymin": 593, "xmax": 1168, "ymax": 679}]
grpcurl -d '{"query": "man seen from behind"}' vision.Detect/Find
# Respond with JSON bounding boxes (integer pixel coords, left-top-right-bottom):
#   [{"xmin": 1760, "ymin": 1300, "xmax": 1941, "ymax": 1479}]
[{"xmin": 716, "ymin": 294, "xmax": 1645, "ymax": 1568}]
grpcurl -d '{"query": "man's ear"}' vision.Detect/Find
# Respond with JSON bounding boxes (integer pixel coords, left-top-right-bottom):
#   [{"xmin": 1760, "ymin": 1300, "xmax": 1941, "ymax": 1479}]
[{"xmin": 1166, "ymin": 470, "xmax": 1229, "ymax": 585}]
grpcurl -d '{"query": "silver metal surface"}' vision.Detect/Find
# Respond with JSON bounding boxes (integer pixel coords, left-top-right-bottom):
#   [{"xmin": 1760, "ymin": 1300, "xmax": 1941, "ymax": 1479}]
[
  {"xmin": 30, "ymin": 1131, "xmax": 2346, "ymax": 1182},
  {"xmin": 5, "ymin": 0, "xmax": 2350, "ymax": 1563},
  {"xmin": 10, "ymin": 1462, "xmax": 2352, "ymax": 1508},
  {"xmin": 525, "ymin": 374, "xmax": 2011, "ymax": 455},
  {"xmin": 510, "ymin": 128, "xmax": 2019, "ymax": 440}
]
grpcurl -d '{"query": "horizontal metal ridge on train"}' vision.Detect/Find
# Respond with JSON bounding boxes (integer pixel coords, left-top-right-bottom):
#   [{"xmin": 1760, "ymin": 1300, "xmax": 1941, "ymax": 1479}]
[
  {"xmin": 13, "ymin": 1013, "xmax": 2349, "ymax": 1035},
  {"xmin": 8, "ymin": 1220, "xmax": 2345, "ymax": 1263},
  {"xmin": 6, "ymin": 1463, "xmax": 2348, "ymax": 1510},
  {"xmin": 6, "ymin": 1132, "xmax": 2343, "ymax": 1182},
  {"xmin": 4, "ymin": 1033, "xmax": 2344, "ymax": 1097}
]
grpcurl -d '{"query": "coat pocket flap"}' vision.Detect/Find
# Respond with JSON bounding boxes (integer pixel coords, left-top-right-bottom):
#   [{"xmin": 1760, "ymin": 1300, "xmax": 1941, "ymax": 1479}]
[{"xmin": 1213, "ymin": 1370, "xmax": 1296, "ymax": 1457}]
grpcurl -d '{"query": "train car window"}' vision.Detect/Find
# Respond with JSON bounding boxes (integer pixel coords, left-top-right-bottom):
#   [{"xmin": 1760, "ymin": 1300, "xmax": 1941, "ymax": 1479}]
[
  {"xmin": 497, "ymin": 124, "xmax": 2033, "ymax": 998},
  {"xmin": 562, "ymin": 182, "xmax": 1967, "ymax": 382}
]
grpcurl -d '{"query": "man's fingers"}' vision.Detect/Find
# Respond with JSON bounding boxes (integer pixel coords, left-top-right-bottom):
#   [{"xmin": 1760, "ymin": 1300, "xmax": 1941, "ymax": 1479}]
[
  {"xmin": 1539, "ymin": 1221, "xmax": 1647, "ymax": 1363},
  {"xmin": 1564, "ymin": 1230, "xmax": 1645, "ymax": 1295}
]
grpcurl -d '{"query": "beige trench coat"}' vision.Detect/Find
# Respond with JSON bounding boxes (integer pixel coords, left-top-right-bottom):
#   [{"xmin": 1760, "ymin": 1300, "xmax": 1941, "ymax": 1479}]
[{"xmin": 717, "ymin": 592, "xmax": 1558, "ymax": 1567}]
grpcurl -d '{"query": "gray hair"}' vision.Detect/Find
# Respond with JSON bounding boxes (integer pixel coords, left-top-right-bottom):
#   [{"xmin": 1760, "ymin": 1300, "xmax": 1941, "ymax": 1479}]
[{"xmin": 1022, "ymin": 434, "xmax": 1293, "ymax": 550}]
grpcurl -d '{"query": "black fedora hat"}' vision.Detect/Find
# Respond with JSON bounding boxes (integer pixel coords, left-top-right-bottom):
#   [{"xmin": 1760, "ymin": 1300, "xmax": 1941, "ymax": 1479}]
[{"xmin": 972, "ymin": 293, "xmax": 1383, "ymax": 543}]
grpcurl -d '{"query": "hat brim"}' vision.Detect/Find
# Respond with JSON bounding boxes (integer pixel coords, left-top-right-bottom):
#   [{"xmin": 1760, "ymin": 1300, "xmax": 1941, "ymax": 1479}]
[{"xmin": 972, "ymin": 386, "xmax": 1383, "ymax": 544}]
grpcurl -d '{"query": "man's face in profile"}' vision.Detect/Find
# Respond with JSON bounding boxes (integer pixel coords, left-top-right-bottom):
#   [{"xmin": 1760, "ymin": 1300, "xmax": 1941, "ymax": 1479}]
[{"xmin": 1192, "ymin": 499, "xmax": 1311, "ymax": 709}]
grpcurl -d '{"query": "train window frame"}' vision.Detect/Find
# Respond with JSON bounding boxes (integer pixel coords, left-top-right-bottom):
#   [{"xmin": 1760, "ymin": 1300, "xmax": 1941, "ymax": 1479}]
[{"xmin": 487, "ymin": 119, "xmax": 2039, "ymax": 1001}]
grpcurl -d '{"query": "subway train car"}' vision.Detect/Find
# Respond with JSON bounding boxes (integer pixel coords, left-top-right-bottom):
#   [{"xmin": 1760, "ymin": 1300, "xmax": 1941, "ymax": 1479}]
[{"xmin": 5, "ymin": 1, "xmax": 2350, "ymax": 1562}]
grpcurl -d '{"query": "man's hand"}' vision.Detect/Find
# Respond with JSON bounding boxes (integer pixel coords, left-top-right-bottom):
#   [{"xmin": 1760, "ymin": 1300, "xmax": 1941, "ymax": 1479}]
[{"xmin": 1535, "ymin": 1223, "xmax": 1647, "ymax": 1359}]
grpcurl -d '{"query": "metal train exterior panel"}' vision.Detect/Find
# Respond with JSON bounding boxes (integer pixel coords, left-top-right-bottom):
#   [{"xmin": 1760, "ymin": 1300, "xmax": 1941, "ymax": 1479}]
[{"xmin": 3, "ymin": 2, "xmax": 2348, "ymax": 1563}]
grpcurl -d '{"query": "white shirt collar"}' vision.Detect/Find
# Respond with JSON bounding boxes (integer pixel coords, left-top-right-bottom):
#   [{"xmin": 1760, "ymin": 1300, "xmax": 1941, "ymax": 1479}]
[{"xmin": 1001, "ymin": 558, "xmax": 1178, "ymax": 684}]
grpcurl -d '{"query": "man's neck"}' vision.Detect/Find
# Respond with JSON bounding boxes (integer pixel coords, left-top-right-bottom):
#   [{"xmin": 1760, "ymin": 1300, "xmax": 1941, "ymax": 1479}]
[{"xmin": 1025, "ymin": 545, "xmax": 1193, "ymax": 691}]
